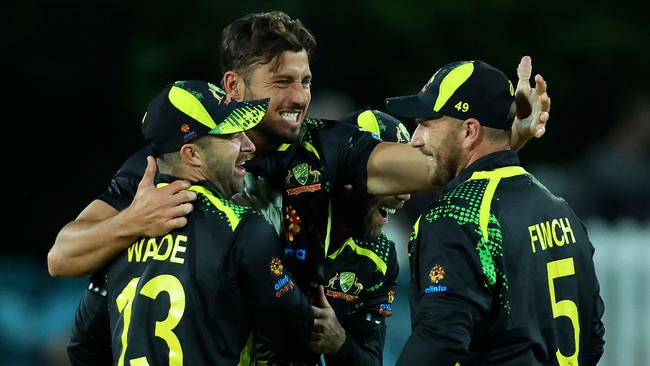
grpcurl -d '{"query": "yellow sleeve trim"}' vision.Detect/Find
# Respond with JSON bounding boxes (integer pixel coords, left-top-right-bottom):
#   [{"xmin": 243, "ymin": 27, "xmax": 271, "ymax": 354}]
[
  {"xmin": 327, "ymin": 237, "xmax": 387, "ymax": 275},
  {"xmin": 412, "ymin": 215, "xmax": 421, "ymax": 240},
  {"xmin": 277, "ymin": 143, "xmax": 291, "ymax": 151},
  {"xmin": 301, "ymin": 141, "xmax": 321, "ymax": 160},
  {"xmin": 276, "ymin": 141, "xmax": 321, "ymax": 161},
  {"xmin": 324, "ymin": 199, "xmax": 332, "ymax": 256},
  {"xmin": 467, "ymin": 166, "xmax": 527, "ymax": 241},
  {"xmin": 237, "ymin": 332, "xmax": 255, "ymax": 366}
]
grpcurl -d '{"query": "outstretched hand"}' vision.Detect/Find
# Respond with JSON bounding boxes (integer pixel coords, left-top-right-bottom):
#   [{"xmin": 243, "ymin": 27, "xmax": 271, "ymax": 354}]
[
  {"xmin": 125, "ymin": 156, "xmax": 197, "ymax": 237},
  {"xmin": 308, "ymin": 285, "xmax": 346, "ymax": 354},
  {"xmin": 511, "ymin": 56, "xmax": 551, "ymax": 150}
]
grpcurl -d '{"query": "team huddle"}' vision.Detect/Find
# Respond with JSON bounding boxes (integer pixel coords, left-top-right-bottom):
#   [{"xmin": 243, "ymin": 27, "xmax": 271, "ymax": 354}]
[{"xmin": 48, "ymin": 11, "xmax": 605, "ymax": 366}]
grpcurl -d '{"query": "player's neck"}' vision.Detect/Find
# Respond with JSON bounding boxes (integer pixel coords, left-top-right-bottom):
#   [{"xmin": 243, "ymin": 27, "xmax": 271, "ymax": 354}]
[{"xmin": 463, "ymin": 144, "xmax": 511, "ymax": 171}]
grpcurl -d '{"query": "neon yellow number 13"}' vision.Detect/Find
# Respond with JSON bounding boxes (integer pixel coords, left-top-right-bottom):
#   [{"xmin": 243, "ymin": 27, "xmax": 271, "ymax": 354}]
[
  {"xmin": 547, "ymin": 257, "xmax": 580, "ymax": 365},
  {"xmin": 115, "ymin": 274, "xmax": 186, "ymax": 366}
]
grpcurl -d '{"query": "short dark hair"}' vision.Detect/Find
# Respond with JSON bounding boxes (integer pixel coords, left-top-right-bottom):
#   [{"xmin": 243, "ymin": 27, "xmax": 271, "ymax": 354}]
[
  {"xmin": 220, "ymin": 11, "xmax": 316, "ymax": 80},
  {"xmin": 482, "ymin": 102, "xmax": 514, "ymax": 143}
]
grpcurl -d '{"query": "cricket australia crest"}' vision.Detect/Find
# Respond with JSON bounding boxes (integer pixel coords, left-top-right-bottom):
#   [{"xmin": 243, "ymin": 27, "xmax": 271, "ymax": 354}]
[
  {"xmin": 339, "ymin": 272, "xmax": 356, "ymax": 293},
  {"xmin": 292, "ymin": 163, "xmax": 309, "ymax": 185}
]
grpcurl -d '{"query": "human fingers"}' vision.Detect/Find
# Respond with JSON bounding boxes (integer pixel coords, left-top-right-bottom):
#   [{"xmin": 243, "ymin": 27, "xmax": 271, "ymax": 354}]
[
  {"xmin": 161, "ymin": 179, "xmax": 192, "ymax": 195},
  {"xmin": 311, "ymin": 305, "xmax": 327, "ymax": 318},
  {"xmin": 167, "ymin": 203, "xmax": 194, "ymax": 218},
  {"xmin": 534, "ymin": 74, "xmax": 547, "ymax": 96},
  {"xmin": 516, "ymin": 55, "xmax": 532, "ymax": 93},
  {"xmin": 515, "ymin": 91, "xmax": 532, "ymax": 121},
  {"xmin": 165, "ymin": 216, "xmax": 188, "ymax": 230},
  {"xmin": 317, "ymin": 285, "xmax": 331, "ymax": 308},
  {"xmin": 534, "ymin": 112, "xmax": 550, "ymax": 138},
  {"xmin": 139, "ymin": 156, "xmax": 158, "ymax": 189},
  {"xmin": 169, "ymin": 190, "xmax": 197, "ymax": 206}
]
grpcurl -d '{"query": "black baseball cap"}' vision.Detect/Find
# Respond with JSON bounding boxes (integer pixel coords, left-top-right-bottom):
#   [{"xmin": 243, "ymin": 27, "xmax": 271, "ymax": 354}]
[
  {"xmin": 142, "ymin": 80, "xmax": 269, "ymax": 154},
  {"xmin": 385, "ymin": 60, "xmax": 515, "ymax": 130},
  {"xmin": 342, "ymin": 109, "xmax": 411, "ymax": 144}
]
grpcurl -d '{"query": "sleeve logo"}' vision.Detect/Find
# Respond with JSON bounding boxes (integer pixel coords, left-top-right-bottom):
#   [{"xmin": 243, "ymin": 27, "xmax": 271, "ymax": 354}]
[{"xmin": 269, "ymin": 257, "xmax": 284, "ymax": 276}]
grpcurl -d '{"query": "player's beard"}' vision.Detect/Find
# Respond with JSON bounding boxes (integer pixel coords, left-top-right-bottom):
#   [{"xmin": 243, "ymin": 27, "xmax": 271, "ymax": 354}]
[{"xmin": 429, "ymin": 131, "xmax": 463, "ymax": 188}]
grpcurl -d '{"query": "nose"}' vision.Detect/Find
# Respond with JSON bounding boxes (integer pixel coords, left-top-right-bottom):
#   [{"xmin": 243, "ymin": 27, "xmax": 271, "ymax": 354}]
[
  {"xmin": 395, "ymin": 193, "xmax": 411, "ymax": 202},
  {"xmin": 241, "ymin": 132, "xmax": 256, "ymax": 154},
  {"xmin": 410, "ymin": 124, "xmax": 425, "ymax": 147},
  {"xmin": 288, "ymin": 82, "xmax": 310, "ymax": 108}
]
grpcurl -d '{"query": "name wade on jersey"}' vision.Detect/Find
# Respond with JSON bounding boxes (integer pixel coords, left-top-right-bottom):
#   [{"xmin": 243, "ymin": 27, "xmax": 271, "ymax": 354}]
[{"xmin": 284, "ymin": 162, "xmax": 323, "ymax": 196}]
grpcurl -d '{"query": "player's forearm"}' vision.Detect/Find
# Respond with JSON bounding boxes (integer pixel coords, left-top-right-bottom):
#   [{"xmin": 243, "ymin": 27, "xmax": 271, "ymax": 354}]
[
  {"xmin": 366, "ymin": 142, "xmax": 440, "ymax": 195},
  {"xmin": 48, "ymin": 210, "xmax": 141, "ymax": 277}
]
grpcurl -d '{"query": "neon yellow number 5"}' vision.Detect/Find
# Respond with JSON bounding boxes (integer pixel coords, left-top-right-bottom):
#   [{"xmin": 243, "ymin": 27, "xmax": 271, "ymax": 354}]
[
  {"xmin": 547, "ymin": 258, "xmax": 580, "ymax": 365},
  {"xmin": 115, "ymin": 275, "xmax": 186, "ymax": 366}
]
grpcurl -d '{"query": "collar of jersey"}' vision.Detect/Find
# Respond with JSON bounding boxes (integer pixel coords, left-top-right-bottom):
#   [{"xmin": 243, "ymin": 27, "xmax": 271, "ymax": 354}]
[
  {"xmin": 444, "ymin": 150, "xmax": 521, "ymax": 192},
  {"xmin": 156, "ymin": 174, "xmax": 224, "ymax": 199}
]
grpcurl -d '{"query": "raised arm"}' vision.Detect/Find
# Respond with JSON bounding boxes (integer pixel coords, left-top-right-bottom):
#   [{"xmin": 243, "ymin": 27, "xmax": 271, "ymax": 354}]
[
  {"xmin": 47, "ymin": 156, "xmax": 196, "ymax": 276},
  {"xmin": 511, "ymin": 56, "xmax": 551, "ymax": 150},
  {"xmin": 366, "ymin": 142, "xmax": 439, "ymax": 195},
  {"xmin": 367, "ymin": 56, "xmax": 551, "ymax": 195}
]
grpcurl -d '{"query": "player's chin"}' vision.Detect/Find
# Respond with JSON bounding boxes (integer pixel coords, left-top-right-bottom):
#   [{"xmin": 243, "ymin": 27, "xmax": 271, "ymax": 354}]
[
  {"xmin": 362, "ymin": 215, "xmax": 385, "ymax": 239},
  {"xmin": 281, "ymin": 124, "xmax": 301, "ymax": 141},
  {"xmin": 361, "ymin": 225, "xmax": 383, "ymax": 240},
  {"xmin": 226, "ymin": 178, "xmax": 246, "ymax": 199}
]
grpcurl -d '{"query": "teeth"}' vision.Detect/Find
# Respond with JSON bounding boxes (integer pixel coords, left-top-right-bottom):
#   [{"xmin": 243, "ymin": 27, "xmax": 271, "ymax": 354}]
[
  {"xmin": 382, "ymin": 207, "xmax": 396, "ymax": 215},
  {"xmin": 281, "ymin": 112, "xmax": 299, "ymax": 122}
]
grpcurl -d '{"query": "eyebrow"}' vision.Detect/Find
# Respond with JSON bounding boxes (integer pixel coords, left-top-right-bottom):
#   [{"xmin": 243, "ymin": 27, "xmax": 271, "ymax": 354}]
[{"xmin": 272, "ymin": 73, "xmax": 311, "ymax": 81}]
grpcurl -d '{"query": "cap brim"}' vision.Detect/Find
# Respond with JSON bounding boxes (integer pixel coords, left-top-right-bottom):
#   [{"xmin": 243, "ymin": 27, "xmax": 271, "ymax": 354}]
[
  {"xmin": 210, "ymin": 98, "xmax": 270, "ymax": 135},
  {"xmin": 385, "ymin": 94, "xmax": 443, "ymax": 119}
]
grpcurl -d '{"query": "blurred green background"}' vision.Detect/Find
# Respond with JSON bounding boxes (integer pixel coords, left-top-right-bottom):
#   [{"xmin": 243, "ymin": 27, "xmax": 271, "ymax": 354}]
[{"xmin": 4, "ymin": 0, "xmax": 649, "ymax": 365}]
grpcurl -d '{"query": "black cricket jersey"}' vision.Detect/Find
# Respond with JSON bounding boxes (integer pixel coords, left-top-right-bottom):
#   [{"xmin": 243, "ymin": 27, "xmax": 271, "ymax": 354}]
[
  {"xmin": 254, "ymin": 232, "xmax": 399, "ymax": 366},
  {"xmin": 321, "ymin": 233, "xmax": 398, "ymax": 365},
  {"xmin": 103, "ymin": 175, "xmax": 312, "ymax": 365},
  {"xmin": 397, "ymin": 151, "xmax": 605, "ymax": 366},
  {"xmin": 245, "ymin": 117, "xmax": 381, "ymax": 297},
  {"xmin": 70, "ymin": 116, "xmax": 382, "ymax": 365}
]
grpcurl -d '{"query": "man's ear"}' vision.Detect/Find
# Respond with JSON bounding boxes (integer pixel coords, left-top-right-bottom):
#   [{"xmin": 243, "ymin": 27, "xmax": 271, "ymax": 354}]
[
  {"xmin": 462, "ymin": 118, "xmax": 483, "ymax": 149},
  {"xmin": 179, "ymin": 143, "xmax": 202, "ymax": 167},
  {"xmin": 222, "ymin": 71, "xmax": 245, "ymax": 100}
]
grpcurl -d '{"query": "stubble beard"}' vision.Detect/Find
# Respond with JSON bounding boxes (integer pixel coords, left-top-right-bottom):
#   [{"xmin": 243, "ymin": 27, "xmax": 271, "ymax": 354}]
[{"xmin": 429, "ymin": 135, "xmax": 463, "ymax": 189}]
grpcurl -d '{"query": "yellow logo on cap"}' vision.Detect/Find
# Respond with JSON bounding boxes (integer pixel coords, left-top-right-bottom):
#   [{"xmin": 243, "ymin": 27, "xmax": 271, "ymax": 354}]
[{"xmin": 434, "ymin": 63, "xmax": 474, "ymax": 112}]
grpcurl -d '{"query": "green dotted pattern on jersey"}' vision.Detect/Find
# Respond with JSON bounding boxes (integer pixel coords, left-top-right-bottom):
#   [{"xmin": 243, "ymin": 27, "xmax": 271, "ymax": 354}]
[
  {"xmin": 356, "ymin": 233, "xmax": 392, "ymax": 269},
  {"xmin": 199, "ymin": 193, "xmax": 261, "ymax": 227},
  {"xmin": 352, "ymin": 234, "xmax": 391, "ymax": 315},
  {"xmin": 300, "ymin": 117, "xmax": 326, "ymax": 144},
  {"xmin": 424, "ymin": 178, "xmax": 511, "ymax": 313},
  {"xmin": 408, "ymin": 217, "xmax": 420, "ymax": 259}
]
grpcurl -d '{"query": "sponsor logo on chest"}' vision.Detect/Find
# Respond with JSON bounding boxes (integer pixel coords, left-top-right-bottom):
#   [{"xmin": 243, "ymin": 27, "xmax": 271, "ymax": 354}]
[
  {"xmin": 285, "ymin": 162, "xmax": 323, "ymax": 195},
  {"xmin": 325, "ymin": 271, "xmax": 364, "ymax": 302}
]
